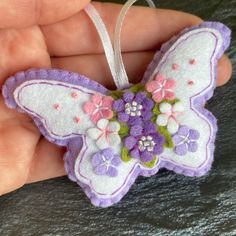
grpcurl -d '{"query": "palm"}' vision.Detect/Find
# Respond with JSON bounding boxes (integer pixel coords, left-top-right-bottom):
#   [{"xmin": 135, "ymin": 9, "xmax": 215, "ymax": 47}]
[{"xmin": 0, "ymin": 1, "xmax": 232, "ymax": 195}]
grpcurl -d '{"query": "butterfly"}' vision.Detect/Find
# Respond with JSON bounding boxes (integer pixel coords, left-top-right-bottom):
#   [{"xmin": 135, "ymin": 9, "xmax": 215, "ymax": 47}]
[{"xmin": 2, "ymin": 14, "xmax": 231, "ymax": 207}]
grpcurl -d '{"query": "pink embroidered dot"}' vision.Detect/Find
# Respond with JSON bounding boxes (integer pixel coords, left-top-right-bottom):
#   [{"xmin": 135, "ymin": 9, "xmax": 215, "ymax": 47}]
[
  {"xmin": 71, "ymin": 92, "xmax": 78, "ymax": 99},
  {"xmin": 189, "ymin": 59, "xmax": 196, "ymax": 65},
  {"xmin": 53, "ymin": 104, "xmax": 60, "ymax": 110},
  {"xmin": 73, "ymin": 117, "xmax": 80, "ymax": 123},
  {"xmin": 188, "ymin": 80, "xmax": 194, "ymax": 85},
  {"xmin": 172, "ymin": 63, "xmax": 179, "ymax": 70}
]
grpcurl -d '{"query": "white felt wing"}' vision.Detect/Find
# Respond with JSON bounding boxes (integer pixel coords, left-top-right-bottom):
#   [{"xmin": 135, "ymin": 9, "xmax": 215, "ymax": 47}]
[
  {"xmin": 3, "ymin": 69, "xmax": 141, "ymax": 207},
  {"xmin": 3, "ymin": 69, "xmax": 109, "ymax": 143},
  {"xmin": 142, "ymin": 23, "xmax": 231, "ymax": 175}
]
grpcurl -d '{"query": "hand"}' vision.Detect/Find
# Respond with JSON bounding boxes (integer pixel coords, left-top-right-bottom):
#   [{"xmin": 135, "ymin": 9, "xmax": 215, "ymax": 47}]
[{"xmin": 0, "ymin": 0, "xmax": 232, "ymax": 196}]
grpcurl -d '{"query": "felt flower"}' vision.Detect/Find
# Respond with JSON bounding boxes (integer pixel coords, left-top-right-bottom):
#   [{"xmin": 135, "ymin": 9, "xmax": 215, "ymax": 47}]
[
  {"xmin": 145, "ymin": 74, "xmax": 176, "ymax": 102},
  {"xmin": 91, "ymin": 148, "xmax": 121, "ymax": 177},
  {"xmin": 172, "ymin": 126, "xmax": 200, "ymax": 155},
  {"xmin": 113, "ymin": 91, "xmax": 154, "ymax": 126},
  {"xmin": 156, "ymin": 102, "xmax": 184, "ymax": 134},
  {"xmin": 83, "ymin": 93, "xmax": 114, "ymax": 123},
  {"xmin": 87, "ymin": 119, "xmax": 121, "ymax": 149},
  {"xmin": 124, "ymin": 121, "xmax": 165, "ymax": 163}
]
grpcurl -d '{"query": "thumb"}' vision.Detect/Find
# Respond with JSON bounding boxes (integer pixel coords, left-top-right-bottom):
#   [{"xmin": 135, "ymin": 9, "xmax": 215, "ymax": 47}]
[{"xmin": 0, "ymin": 0, "xmax": 91, "ymax": 28}]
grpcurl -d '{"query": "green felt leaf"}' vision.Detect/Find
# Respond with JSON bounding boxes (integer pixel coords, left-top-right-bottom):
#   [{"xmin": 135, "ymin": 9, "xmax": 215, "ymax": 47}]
[
  {"xmin": 162, "ymin": 98, "xmax": 180, "ymax": 105},
  {"xmin": 152, "ymin": 103, "xmax": 160, "ymax": 115},
  {"xmin": 121, "ymin": 147, "xmax": 132, "ymax": 163},
  {"xmin": 118, "ymin": 123, "xmax": 130, "ymax": 138},
  {"xmin": 110, "ymin": 90, "xmax": 123, "ymax": 100},
  {"xmin": 144, "ymin": 156, "xmax": 158, "ymax": 168},
  {"xmin": 158, "ymin": 126, "xmax": 174, "ymax": 148},
  {"xmin": 130, "ymin": 83, "xmax": 145, "ymax": 93}
]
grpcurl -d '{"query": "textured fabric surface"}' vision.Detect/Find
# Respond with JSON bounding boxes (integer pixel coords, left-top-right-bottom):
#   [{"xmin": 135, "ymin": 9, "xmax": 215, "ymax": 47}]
[{"xmin": 0, "ymin": 0, "xmax": 235, "ymax": 235}]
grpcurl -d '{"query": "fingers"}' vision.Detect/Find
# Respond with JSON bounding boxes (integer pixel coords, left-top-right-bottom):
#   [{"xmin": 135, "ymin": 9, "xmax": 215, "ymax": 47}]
[
  {"xmin": 0, "ymin": 0, "xmax": 90, "ymax": 28},
  {"xmin": 0, "ymin": 97, "xmax": 40, "ymax": 195},
  {"xmin": 217, "ymin": 55, "xmax": 232, "ymax": 86},
  {"xmin": 0, "ymin": 26, "xmax": 50, "ymax": 85},
  {"xmin": 41, "ymin": 3, "xmax": 202, "ymax": 56},
  {"xmin": 52, "ymin": 52, "xmax": 154, "ymax": 88},
  {"xmin": 26, "ymin": 139, "xmax": 66, "ymax": 183},
  {"xmin": 52, "ymin": 53, "xmax": 232, "ymax": 89}
]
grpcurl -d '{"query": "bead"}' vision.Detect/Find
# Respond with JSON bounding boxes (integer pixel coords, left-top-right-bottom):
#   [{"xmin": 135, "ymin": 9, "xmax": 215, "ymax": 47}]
[
  {"xmin": 125, "ymin": 101, "xmax": 143, "ymax": 117},
  {"xmin": 138, "ymin": 135, "xmax": 155, "ymax": 152}
]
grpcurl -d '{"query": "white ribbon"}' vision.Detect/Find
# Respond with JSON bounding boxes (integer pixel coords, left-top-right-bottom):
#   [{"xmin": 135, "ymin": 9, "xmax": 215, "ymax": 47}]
[{"xmin": 84, "ymin": 0, "xmax": 156, "ymax": 89}]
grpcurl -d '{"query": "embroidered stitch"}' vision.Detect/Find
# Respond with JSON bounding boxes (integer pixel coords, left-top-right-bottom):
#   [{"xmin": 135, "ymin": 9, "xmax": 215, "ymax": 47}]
[
  {"xmin": 83, "ymin": 94, "xmax": 114, "ymax": 123},
  {"xmin": 71, "ymin": 92, "xmax": 78, "ymax": 98},
  {"xmin": 172, "ymin": 63, "xmax": 179, "ymax": 70},
  {"xmin": 156, "ymin": 102, "xmax": 185, "ymax": 134},
  {"xmin": 172, "ymin": 126, "xmax": 200, "ymax": 155},
  {"xmin": 87, "ymin": 119, "xmax": 121, "ymax": 149},
  {"xmin": 145, "ymin": 74, "xmax": 176, "ymax": 102},
  {"xmin": 53, "ymin": 104, "xmax": 60, "ymax": 110},
  {"xmin": 91, "ymin": 148, "xmax": 121, "ymax": 177},
  {"xmin": 189, "ymin": 59, "xmax": 196, "ymax": 65}
]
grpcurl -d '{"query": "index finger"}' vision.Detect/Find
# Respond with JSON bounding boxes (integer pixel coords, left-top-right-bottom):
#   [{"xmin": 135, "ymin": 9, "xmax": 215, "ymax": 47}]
[
  {"xmin": 0, "ymin": 0, "xmax": 90, "ymax": 28},
  {"xmin": 41, "ymin": 2, "xmax": 203, "ymax": 56}
]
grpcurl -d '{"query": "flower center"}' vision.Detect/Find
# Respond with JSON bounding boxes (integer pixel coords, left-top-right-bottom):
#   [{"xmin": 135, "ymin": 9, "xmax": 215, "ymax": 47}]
[
  {"xmin": 180, "ymin": 133, "xmax": 191, "ymax": 144},
  {"xmin": 102, "ymin": 155, "xmax": 111, "ymax": 168},
  {"xmin": 125, "ymin": 101, "xmax": 143, "ymax": 117},
  {"xmin": 138, "ymin": 135, "xmax": 155, "ymax": 152}
]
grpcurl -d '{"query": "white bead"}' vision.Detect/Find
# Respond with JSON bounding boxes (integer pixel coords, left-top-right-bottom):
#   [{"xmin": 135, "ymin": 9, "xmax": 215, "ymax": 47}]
[{"xmin": 137, "ymin": 104, "xmax": 143, "ymax": 110}]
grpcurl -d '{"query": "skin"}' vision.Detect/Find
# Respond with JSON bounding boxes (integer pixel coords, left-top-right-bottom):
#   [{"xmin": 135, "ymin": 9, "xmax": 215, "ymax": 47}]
[{"xmin": 0, "ymin": 0, "xmax": 232, "ymax": 196}]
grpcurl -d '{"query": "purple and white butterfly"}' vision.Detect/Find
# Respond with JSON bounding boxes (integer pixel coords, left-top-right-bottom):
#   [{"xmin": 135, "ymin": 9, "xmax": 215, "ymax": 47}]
[{"xmin": 2, "ymin": 1, "xmax": 231, "ymax": 207}]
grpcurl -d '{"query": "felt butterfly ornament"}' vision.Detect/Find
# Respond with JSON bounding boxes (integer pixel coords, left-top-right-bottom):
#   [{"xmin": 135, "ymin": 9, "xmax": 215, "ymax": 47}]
[{"xmin": 2, "ymin": 0, "xmax": 231, "ymax": 207}]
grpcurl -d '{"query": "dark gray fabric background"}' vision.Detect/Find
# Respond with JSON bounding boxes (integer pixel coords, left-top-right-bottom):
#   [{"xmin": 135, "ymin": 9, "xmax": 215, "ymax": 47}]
[{"xmin": 0, "ymin": 0, "xmax": 235, "ymax": 235}]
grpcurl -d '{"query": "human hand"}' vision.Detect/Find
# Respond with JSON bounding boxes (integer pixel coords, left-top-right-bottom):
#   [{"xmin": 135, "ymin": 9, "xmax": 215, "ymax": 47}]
[{"xmin": 0, "ymin": 0, "xmax": 232, "ymax": 196}]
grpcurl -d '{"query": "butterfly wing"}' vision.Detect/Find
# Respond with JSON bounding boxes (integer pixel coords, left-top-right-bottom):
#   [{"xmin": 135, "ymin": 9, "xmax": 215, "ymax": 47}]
[
  {"xmin": 2, "ymin": 22, "xmax": 231, "ymax": 207},
  {"xmin": 3, "ymin": 68, "xmax": 140, "ymax": 207},
  {"xmin": 141, "ymin": 22, "xmax": 231, "ymax": 176},
  {"xmin": 3, "ymin": 69, "xmax": 108, "ymax": 144}
]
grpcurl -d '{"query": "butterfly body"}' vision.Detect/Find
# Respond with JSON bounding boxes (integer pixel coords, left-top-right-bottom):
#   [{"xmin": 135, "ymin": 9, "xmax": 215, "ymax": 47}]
[{"xmin": 2, "ymin": 22, "xmax": 231, "ymax": 207}]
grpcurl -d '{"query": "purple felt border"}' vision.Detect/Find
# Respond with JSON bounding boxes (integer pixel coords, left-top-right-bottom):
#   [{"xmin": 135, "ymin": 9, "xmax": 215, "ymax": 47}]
[{"xmin": 2, "ymin": 22, "xmax": 231, "ymax": 207}]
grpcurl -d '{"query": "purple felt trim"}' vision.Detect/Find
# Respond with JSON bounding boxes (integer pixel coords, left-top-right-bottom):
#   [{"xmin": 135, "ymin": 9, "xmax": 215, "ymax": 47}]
[{"xmin": 2, "ymin": 22, "xmax": 231, "ymax": 207}]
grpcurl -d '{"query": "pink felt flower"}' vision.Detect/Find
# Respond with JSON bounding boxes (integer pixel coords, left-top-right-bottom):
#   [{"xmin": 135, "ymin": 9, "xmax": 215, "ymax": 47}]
[
  {"xmin": 145, "ymin": 74, "xmax": 176, "ymax": 102},
  {"xmin": 83, "ymin": 94, "xmax": 114, "ymax": 123}
]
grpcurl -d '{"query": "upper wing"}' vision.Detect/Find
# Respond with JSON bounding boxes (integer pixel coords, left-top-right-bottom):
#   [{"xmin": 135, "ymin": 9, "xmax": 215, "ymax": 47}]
[
  {"xmin": 2, "ymin": 69, "xmax": 109, "ymax": 145},
  {"xmin": 141, "ymin": 22, "xmax": 231, "ymax": 176}
]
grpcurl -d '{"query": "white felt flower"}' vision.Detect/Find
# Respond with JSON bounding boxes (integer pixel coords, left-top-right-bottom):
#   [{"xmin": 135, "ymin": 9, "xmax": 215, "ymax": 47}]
[
  {"xmin": 87, "ymin": 119, "xmax": 121, "ymax": 149},
  {"xmin": 156, "ymin": 102, "xmax": 185, "ymax": 134}
]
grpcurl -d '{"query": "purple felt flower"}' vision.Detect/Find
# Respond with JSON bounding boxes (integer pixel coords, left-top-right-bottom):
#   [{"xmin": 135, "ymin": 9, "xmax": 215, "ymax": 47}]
[
  {"xmin": 113, "ymin": 91, "xmax": 154, "ymax": 126},
  {"xmin": 172, "ymin": 126, "xmax": 200, "ymax": 156},
  {"xmin": 124, "ymin": 121, "xmax": 165, "ymax": 162},
  {"xmin": 91, "ymin": 148, "xmax": 121, "ymax": 177}
]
